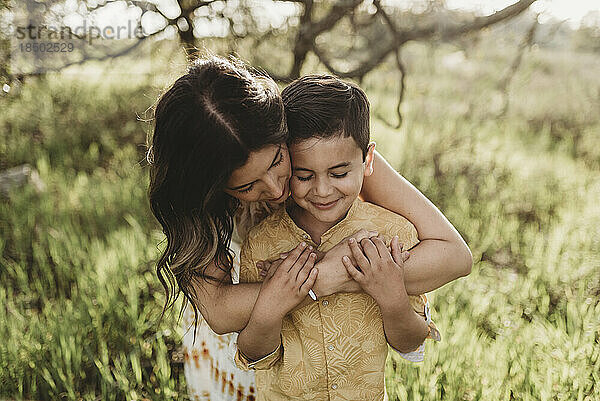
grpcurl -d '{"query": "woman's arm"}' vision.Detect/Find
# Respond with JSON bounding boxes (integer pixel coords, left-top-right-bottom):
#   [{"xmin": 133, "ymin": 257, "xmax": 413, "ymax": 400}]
[
  {"xmin": 191, "ymin": 261, "xmax": 262, "ymax": 335},
  {"xmin": 194, "ymin": 243, "xmax": 327, "ymax": 335},
  {"xmin": 360, "ymin": 150, "xmax": 472, "ymax": 294}
]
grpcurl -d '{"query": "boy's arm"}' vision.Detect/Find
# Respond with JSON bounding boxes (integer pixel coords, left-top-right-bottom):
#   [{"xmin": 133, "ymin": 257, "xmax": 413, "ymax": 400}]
[
  {"xmin": 342, "ymin": 236, "xmax": 439, "ymax": 354},
  {"xmin": 235, "ymin": 239, "xmax": 284, "ymax": 368},
  {"xmin": 360, "ymin": 150, "xmax": 472, "ymax": 294},
  {"xmin": 236, "ymin": 309, "xmax": 285, "ymax": 368},
  {"xmin": 382, "ymin": 227, "xmax": 441, "ymax": 357},
  {"xmin": 378, "ymin": 291, "xmax": 430, "ymax": 354},
  {"xmin": 236, "ymin": 241, "xmax": 318, "ymax": 369}
]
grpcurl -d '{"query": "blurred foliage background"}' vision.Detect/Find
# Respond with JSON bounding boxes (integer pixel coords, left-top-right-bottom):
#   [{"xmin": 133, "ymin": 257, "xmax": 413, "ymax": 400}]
[{"xmin": 0, "ymin": 0, "xmax": 599, "ymax": 400}]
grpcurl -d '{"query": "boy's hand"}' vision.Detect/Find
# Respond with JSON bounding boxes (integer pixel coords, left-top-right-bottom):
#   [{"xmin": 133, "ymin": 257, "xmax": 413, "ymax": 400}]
[
  {"xmin": 389, "ymin": 235, "xmax": 411, "ymax": 266},
  {"xmin": 342, "ymin": 235, "xmax": 410, "ymax": 308},
  {"xmin": 254, "ymin": 242, "xmax": 318, "ymax": 320}
]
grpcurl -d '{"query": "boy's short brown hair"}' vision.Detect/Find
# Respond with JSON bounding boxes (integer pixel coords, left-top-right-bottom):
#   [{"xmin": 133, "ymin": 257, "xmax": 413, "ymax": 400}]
[{"xmin": 281, "ymin": 74, "xmax": 370, "ymax": 158}]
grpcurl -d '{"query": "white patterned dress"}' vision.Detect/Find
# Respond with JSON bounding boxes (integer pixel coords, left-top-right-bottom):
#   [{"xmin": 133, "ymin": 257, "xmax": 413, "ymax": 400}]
[{"xmin": 181, "ymin": 201, "xmax": 276, "ymax": 401}]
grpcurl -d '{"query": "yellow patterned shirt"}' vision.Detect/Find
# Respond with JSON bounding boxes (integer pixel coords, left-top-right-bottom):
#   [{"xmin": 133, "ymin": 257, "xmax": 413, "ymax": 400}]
[{"xmin": 235, "ymin": 199, "xmax": 440, "ymax": 401}]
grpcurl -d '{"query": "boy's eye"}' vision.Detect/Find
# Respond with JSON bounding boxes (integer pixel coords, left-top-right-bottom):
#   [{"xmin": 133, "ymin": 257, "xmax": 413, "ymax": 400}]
[
  {"xmin": 295, "ymin": 175, "xmax": 312, "ymax": 182},
  {"xmin": 331, "ymin": 172, "xmax": 348, "ymax": 178}
]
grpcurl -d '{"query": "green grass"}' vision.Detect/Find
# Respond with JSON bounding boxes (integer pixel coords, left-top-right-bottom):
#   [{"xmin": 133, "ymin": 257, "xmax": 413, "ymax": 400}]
[{"xmin": 1, "ymin": 39, "xmax": 599, "ymax": 400}]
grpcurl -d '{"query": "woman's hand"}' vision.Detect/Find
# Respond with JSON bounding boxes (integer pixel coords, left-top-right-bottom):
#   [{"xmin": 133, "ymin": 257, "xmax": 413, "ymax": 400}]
[
  {"xmin": 254, "ymin": 242, "xmax": 318, "ymax": 320},
  {"xmin": 259, "ymin": 229, "xmax": 389, "ymax": 297}
]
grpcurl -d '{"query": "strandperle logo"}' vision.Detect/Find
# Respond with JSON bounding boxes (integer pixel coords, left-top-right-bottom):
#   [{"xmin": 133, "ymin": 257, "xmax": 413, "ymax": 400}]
[
  {"xmin": 14, "ymin": 20, "xmax": 148, "ymax": 45},
  {"xmin": 8, "ymin": 0, "xmax": 155, "ymax": 76}
]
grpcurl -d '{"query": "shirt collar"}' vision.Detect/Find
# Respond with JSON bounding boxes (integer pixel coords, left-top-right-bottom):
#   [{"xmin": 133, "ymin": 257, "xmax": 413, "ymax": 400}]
[{"xmin": 281, "ymin": 198, "xmax": 361, "ymax": 246}]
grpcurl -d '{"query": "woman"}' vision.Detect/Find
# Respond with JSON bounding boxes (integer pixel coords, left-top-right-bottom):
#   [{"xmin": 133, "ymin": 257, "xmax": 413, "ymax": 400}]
[{"xmin": 147, "ymin": 55, "xmax": 472, "ymax": 400}]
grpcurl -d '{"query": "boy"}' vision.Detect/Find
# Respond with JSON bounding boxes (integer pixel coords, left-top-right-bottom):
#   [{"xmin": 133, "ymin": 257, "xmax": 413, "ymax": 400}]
[{"xmin": 235, "ymin": 75, "xmax": 440, "ymax": 400}]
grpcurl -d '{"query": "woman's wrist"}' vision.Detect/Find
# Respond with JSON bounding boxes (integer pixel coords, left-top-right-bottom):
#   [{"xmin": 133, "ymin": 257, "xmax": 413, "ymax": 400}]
[{"xmin": 312, "ymin": 258, "xmax": 351, "ymax": 297}]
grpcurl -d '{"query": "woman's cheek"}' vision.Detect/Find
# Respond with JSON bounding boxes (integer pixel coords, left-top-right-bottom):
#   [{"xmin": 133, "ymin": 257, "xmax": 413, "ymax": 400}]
[
  {"xmin": 281, "ymin": 150, "xmax": 292, "ymax": 181},
  {"xmin": 236, "ymin": 192, "xmax": 260, "ymax": 203}
]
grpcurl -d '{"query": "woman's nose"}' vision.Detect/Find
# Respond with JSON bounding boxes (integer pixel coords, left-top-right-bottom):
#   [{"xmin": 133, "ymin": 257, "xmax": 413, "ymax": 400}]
[{"xmin": 264, "ymin": 172, "xmax": 284, "ymax": 199}]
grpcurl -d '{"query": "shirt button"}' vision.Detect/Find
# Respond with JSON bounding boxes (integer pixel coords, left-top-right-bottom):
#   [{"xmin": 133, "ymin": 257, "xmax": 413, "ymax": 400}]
[
  {"xmin": 327, "ymin": 344, "xmax": 334, "ymax": 351},
  {"xmin": 322, "ymin": 300, "xmax": 329, "ymax": 306},
  {"xmin": 331, "ymin": 384, "xmax": 338, "ymax": 390}
]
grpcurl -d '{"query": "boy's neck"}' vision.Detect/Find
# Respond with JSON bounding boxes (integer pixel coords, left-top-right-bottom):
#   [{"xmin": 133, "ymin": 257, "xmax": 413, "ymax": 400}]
[{"xmin": 287, "ymin": 201, "xmax": 352, "ymax": 245}]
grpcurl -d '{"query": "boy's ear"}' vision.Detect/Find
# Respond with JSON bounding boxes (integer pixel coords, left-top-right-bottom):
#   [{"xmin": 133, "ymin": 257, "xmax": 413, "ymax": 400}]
[{"xmin": 364, "ymin": 142, "xmax": 376, "ymax": 177}]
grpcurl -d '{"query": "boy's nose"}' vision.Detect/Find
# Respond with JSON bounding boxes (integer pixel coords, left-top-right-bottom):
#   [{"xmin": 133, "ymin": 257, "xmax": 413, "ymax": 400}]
[{"xmin": 313, "ymin": 176, "xmax": 333, "ymax": 198}]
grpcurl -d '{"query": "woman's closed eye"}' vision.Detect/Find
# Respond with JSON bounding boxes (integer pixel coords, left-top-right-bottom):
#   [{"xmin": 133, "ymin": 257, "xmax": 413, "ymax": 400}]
[
  {"xmin": 236, "ymin": 148, "xmax": 284, "ymax": 193},
  {"xmin": 238, "ymin": 184, "xmax": 253, "ymax": 193},
  {"xmin": 272, "ymin": 151, "xmax": 284, "ymax": 167}
]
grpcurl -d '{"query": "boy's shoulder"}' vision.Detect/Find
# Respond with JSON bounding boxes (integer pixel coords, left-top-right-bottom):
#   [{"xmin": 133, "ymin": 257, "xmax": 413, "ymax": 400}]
[{"xmin": 353, "ymin": 200, "xmax": 411, "ymax": 225}]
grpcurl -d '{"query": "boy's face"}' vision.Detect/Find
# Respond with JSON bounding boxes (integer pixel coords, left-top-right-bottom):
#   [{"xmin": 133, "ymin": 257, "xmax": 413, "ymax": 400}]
[{"xmin": 289, "ymin": 135, "xmax": 374, "ymax": 226}]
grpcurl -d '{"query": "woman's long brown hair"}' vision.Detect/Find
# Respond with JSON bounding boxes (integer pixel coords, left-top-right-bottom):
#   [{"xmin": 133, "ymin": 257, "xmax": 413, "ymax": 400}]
[{"xmin": 147, "ymin": 55, "xmax": 287, "ymax": 334}]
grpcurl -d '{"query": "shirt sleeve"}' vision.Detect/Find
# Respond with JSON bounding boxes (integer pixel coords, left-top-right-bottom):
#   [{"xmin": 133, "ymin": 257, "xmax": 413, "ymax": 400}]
[
  {"xmin": 390, "ymin": 294, "xmax": 441, "ymax": 363},
  {"xmin": 234, "ymin": 340, "xmax": 283, "ymax": 370}
]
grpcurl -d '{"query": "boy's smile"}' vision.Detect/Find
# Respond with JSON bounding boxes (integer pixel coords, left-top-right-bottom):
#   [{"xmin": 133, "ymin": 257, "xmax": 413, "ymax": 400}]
[{"xmin": 289, "ymin": 136, "xmax": 374, "ymax": 241}]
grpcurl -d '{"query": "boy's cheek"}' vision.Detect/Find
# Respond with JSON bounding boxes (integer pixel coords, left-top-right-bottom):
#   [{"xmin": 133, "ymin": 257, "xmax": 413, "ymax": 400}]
[
  {"xmin": 289, "ymin": 178, "xmax": 308, "ymax": 199},
  {"xmin": 337, "ymin": 177, "xmax": 363, "ymax": 198}
]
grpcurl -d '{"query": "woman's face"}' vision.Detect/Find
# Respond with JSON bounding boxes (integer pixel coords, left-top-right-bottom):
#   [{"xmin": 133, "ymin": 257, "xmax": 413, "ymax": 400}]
[{"xmin": 224, "ymin": 144, "xmax": 291, "ymax": 203}]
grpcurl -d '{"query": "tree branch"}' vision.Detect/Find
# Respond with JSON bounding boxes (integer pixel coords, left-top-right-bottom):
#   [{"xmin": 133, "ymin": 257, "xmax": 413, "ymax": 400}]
[
  {"xmin": 403, "ymin": 0, "xmax": 538, "ymax": 41},
  {"xmin": 312, "ymin": 0, "xmax": 539, "ymax": 79},
  {"xmin": 373, "ymin": 0, "xmax": 405, "ymax": 128},
  {"xmin": 289, "ymin": 0, "xmax": 363, "ymax": 78},
  {"xmin": 129, "ymin": 0, "xmax": 178, "ymax": 25},
  {"xmin": 311, "ymin": 0, "xmax": 363, "ymax": 36},
  {"xmin": 497, "ymin": 14, "xmax": 539, "ymax": 116}
]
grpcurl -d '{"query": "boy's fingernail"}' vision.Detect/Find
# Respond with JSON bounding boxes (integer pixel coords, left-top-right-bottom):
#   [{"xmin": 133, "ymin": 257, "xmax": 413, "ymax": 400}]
[
  {"xmin": 343, "ymin": 256, "xmax": 349, "ymax": 262},
  {"xmin": 349, "ymin": 238, "xmax": 355, "ymax": 244}
]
